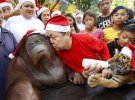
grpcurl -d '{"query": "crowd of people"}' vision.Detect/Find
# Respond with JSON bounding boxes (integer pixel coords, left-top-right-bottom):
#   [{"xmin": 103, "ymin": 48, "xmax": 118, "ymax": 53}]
[{"xmin": 0, "ymin": 0, "xmax": 135, "ymax": 99}]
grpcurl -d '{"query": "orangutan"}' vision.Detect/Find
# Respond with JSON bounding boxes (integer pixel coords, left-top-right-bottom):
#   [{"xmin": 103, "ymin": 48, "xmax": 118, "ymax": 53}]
[{"xmin": 5, "ymin": 33, "xmax": 67, "ymax": 100}]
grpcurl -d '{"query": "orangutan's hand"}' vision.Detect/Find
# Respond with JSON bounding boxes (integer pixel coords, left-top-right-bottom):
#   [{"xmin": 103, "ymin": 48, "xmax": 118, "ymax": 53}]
[{"xmin": 68, "ymin": 71, "xmax": 85, "ymax": 85}]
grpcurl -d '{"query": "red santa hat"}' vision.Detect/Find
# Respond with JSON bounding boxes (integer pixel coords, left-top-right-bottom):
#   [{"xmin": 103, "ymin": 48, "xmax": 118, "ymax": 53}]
[
  {"xmin": 37, "ymin": 6, "xmax": 50, "ymax": 17},
  {"xmin": 98, "ymin": 0, "xmax": 112, "ymax": 6},
  {"xmin": 9, "ymin": 29, "xmax": 45, "ymax": 59},
  {"xmin": 0, "ymin": 0, "xmax": 13, "ymax": 10},
  {"xmin": 75, "ymin": 13, "xmax": 83, "ymax": 18},
  {"xmin": 51, "ymin": 10, "xmax": 61, "ymax": 18},
  {"xmin": 121, "ymin": 43, "xmax": 135, "ymax": 69},
  {"xmin": 45, "ymin": 15, "xmax": 70, "ymax": 32}
]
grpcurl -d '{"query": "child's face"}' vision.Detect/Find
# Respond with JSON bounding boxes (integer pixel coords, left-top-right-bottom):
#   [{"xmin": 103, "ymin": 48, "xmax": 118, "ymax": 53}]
[
  {"xmin": 98, "ymin": 0, "xmax": 111, "ymax": 14},
  {"xmin": 76, "ymin": 16, "xmax": 82, "ymax": 24},
  {"xmin": 84, "ymin": 15, "xmax": 95, "ymax": 30},
  {"xmin": 112, "ymin": 9, "xmax": 128, "ymax": 25},
  {"xmin": 118, "ymin": 30, "xmax": 135, "ymax": 47},
  {"xmin": 66, "ymin": 16, "xmax": 74, "ymax": 26}
]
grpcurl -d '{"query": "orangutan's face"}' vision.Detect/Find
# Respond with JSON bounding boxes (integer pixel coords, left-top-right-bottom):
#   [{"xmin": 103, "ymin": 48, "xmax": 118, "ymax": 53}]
[{"xmin": 25, "ymin": 34, "xmax": 52, "ymax": 64}]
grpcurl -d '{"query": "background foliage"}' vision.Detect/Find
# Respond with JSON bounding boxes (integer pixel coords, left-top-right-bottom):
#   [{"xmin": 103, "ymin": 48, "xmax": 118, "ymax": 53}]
[{"xmin": 38, "ymin": 0, "xmax": 134, "ymax": 16}]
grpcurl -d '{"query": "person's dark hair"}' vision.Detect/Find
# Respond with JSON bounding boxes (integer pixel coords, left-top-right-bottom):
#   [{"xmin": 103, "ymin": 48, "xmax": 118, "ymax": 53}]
[
  {"xmin": 120, "ymin": 24, "xmax": 135, "ymax": 34},
  {"xmin": 127, "ymin": 8, "xmax": 134, "ymax": 20},
  {"xmin": 111, "ymin": 5, "xmax": 128, "ymax": 16},
  {"xmin": 64, "ymin": 13, "xmax": 80, "ymax": 33},
  {"xmin": 38, "ymin": 14, "xmax": 42, "ymax": 21},
  {"xmin": 83, "ymin": 10, "xmax": 96, "ymax": 24},
  {"xmin": 124, "ymin": 18, "xmax": 135, "ymax": 26}
]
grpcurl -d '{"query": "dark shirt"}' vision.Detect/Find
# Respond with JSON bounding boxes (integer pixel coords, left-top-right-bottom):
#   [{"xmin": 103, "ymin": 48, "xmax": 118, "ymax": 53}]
[
  {"xmin": 96, "ymin": 14, "xmax": 111, "ymax": 29},
  {"xmin": 0, "ymin": 27, "xmax": 17, "ymax": 100},
  {"xmin": 107, "ymin": 38, "xmax": 122, "ymax": 57}
]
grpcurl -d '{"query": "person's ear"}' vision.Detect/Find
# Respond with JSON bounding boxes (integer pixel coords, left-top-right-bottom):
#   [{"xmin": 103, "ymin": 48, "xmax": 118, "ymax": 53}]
[
  {"xmin": 111, "ymin": 16, "xmax": 113, "ymax": 23},
  {"xmin": 118, "ymin": 32, "xmax": 121, "ymax": 38},
  {"xmin": 66, "ymin": 32, "xmax": 71, "ymax": 39},
  {"xmin": 125, "ymin": 15, "xmax": 129, "ymax": 20}
]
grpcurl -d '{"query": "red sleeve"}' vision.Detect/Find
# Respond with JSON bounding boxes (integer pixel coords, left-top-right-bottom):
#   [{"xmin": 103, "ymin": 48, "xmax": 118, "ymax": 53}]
[{"xmin": 87, "ymin": 35, "xmax": 111, "ymax": 61}]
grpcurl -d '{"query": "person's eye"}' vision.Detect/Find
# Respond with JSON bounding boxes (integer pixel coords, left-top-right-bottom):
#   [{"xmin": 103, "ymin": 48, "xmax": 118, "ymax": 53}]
[
  {"xmin": 7, "ymin": 8, "xmax": 11, "ymax": 10},
  {"xmin": 52, "ymin": 37, "xmax": 56, "ymax": 39},
  {"xmin": 31, "ymin": 6, "xmax": 34, "ymax": 8},
  {"xmin": 122, "ymin": 36, "xmax": 127, "ymax": 39},
  {"xmin": 121, "ymin": 14, "xmax": 126, "ymax": 16},
  {"xmin": 114, "ymin": 14, "xmax": 118, "ymax": 16}
]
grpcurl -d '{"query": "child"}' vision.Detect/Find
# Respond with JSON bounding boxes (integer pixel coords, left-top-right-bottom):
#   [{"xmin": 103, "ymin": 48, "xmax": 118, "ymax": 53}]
[
  {"xmin": 107, "ymin": 24, "xmax": 135, "ymax": 57},
  {"xmin": 96, "ymin": 0, "xmax": 112, "ymax": 29},
  {"xmin": 104, "ymin": 6, "xmax": 129, "ymax": 43},
  {"xmin": 81, "ymin": 10, "xmax": 104, "ymax": 40},
  {"xmin": 65, "ymin": 13, "xmax": 80, "ymax": 33}
]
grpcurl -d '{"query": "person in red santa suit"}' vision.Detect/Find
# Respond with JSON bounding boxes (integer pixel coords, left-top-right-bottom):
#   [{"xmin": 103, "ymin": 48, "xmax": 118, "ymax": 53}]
[
  {"xmin": 45, "ymin": 15, "xmax": 111, "ymax": 85},
  {"xmin": 4, "ymin": 0, "xmax": 44, "ymax": 43}
]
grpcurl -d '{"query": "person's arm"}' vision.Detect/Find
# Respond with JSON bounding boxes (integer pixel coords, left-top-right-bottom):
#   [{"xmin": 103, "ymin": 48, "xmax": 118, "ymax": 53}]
[
  {"xmin": 10, "ymin": 31, "xmax": 17, "ymax": 50},
  {"xmin": 4, "ymin": 10, "xmax": 20, "ymax": 20},
  {"xmin": 88, "ymin": 37, "xmax": 111, "ymax": 61}
]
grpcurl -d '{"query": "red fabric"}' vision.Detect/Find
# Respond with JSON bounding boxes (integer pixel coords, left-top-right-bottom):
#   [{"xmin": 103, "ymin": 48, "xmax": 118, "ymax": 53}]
[
  {"xmin": 12, "ymin": 29, "xmax": 36, "ymax": 56},
  {"xmin": 126, "ymin": 43, "xmax": 135, "ymax": 69},
  {"xmin": 0, "ymin": 0, "xmax": 9, "ymax": 3},
  {"xmin": 44, "ymin": 15, "xmax": 69, "ymax": 29},
  {"xmin": 56, "ymin": 34, "xmax": 111, "ymax": 73},
  {"xmin": 132, "ymin": 53, "xmax": 135, "ymax": 69}
]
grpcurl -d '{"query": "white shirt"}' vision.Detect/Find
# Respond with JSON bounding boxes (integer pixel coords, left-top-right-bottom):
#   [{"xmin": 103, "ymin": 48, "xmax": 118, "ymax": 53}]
[
  {"xmin": 4, "ymin": 15, "xmax": 44, "ymax": 43},
  {"xmin": 76, "ymin": 23, "xmax": 85, "ymax": 31}
]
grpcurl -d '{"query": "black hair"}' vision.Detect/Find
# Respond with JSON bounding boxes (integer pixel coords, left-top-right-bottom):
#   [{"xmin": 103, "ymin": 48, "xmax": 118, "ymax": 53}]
[
  {"xmin": 83, "ymin": 10, "xmax": 96, "ymax": 24},
  {"xmin": 127, "ymin": 8, "xmax": 134, "ymax": 20},
  {"xmin": 121, "ymin": 24, "xmax": 135, "ymax": 34},
  {"xmin": 111, "ymin": 5, "xmax": 128, "ymax": 16},
  {"xmin": 38, "ymin": 14, "xmax": 42, "ymax": 21},
  {"xmin": 64, "ymin": 13, "xmax": 80, "ymax": 33}
]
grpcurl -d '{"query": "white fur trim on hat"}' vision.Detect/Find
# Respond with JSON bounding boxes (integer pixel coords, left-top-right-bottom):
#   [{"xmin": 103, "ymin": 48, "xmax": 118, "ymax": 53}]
[
  {"xmin": 16, "ymin": 0, "xmax": 36, "ymax": 10},
  {"xmin": 0, "ymin": 2, "xmax": 13, "ymax": 10},
  {"xmin": 31, "ymin": 30, "xmax": 46, "ymax": 34},
  {"xmin": 19, "ymin": 0, "xmax": 35, "ymax": 5},
  {"xmin": 37, "ymin": 7, "xmax": 49, "ymax": 17},
  {"xmin": 121, "ymin": 47, "xmax": 132, "ymax": 59},
  {"xmin": 51, "ymin": 10, "xmax": 61, "ymax": 17},
  {"xmin": 9, "ymin": 53, "xmax": 15, "ymax": 59},
  {"xmin": 75, "ymin": 13, "xmax": 83, "ymax": 18},
  {"xmin": 46, "ymin": 23, "xmax": 70, "ymax": 32}
]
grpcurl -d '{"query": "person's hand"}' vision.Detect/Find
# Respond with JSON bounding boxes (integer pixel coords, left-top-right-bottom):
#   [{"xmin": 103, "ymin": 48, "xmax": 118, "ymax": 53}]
[
  {"xmin": 101, "ymin": 69, "xmax": 113, "ymax": 79},
  {"xmin": 82, "ymin": 63, "xmax": 103, "ymax": 78},
  {"xmin": 12, "ymin": 10, "xmax": 21, "ymax": 16},
  {"xmin": 68, "ymin": 71, "xmax": 85, "ymax": 85}
]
